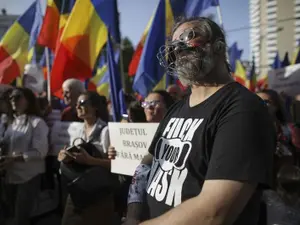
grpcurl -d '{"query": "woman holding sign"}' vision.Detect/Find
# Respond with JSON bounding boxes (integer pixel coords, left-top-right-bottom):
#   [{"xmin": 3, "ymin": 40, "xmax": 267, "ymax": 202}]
[
  {"xmin": 58, "ymin": 91, "xmax": 118, "ymax": 225},
  {"xmin": 109, "ymin": 90, "xmax": 175, "ymax": 223}
]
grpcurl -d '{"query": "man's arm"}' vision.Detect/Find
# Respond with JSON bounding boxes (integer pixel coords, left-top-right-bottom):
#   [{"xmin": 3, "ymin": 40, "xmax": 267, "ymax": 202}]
[
  {"xmin": 125, "ymin": 153, "xmax": 153, "ymax": 223},
  {"xmin": 140, "ymin": 180, "xmax": 255, "ymax": 225}
]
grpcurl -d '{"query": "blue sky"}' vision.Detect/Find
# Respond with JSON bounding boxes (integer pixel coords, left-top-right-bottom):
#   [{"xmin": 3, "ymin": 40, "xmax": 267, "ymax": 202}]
[{"xmin": 1, "ymin": 0, "xmax": 250, "ymax": 60}]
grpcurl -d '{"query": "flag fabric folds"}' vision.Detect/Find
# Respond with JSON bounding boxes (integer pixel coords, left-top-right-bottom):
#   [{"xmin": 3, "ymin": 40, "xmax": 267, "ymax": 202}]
[
  {"xmin": 233, "ymin": 60, "xmax": 247, "ymax": 86},
  {"xmin": 107, "ymin": 31, "xmax": 126, "ymax": 121},
  {"xmin": 228, "ymin": 42, "xmax": 243, "ymax": 72},
  {"xmin": 281, "ymin": 52, "xmax": 290, "ymax": 68},
  {"xmin": 0, "ymin": 2, "xmax": 38, "ymax": 84},
  {"xmin": 50, "ymin": 0, "xmax": 120, "ymax": 94},
  {"xmin": 90, "ymin": 50, "xmax": 120, "ymax": 98},
  {"xmin": 128, "ymin": 15, "xmax": 154, "ymax": 76},
  {"xmin": 28, "ymin": 0, "xmax": 43, "ymax": 63},
  {"xmin": 272, "ymin": 52, "xmax": 281, "ymax": 69},
  {"xmin": 132, "ymin": 0, "xmax": 166, "ymax": 97},
  {"xmin": 183, "ymin": 0, "xmax": 219, "ymax": 17},
  {"xmin": 37, "ymin": 0, "xmax": 62, "ymax": 52}
]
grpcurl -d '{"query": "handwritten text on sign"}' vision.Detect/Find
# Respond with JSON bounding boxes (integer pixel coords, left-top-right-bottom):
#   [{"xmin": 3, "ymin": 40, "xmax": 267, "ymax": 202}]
[{"xmin": 109, "ymin": 122, "xmax": 159, "ymax": 176}]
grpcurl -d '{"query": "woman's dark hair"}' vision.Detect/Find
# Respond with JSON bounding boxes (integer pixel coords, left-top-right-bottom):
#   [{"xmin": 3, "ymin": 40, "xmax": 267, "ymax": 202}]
[
  {"xmin": 277, "ymin": 165, "xmax": 300, "ymax": 206},
  {"xmin": 81, "ymin": 91, "xmax": 109, "ymax": 123},
  {"xmin": 12, "ymin": 88, "xmax": 41, "ymax": 117},
  {"xmin": 257, "ymin": 89, "xmax": 289, "ymax": 124},
  {"xmin": 150, "ymin": 90, "xmax": 175, "ymax": 109},
  {"xmin": 128, "ymin": 101, "xmax": 146, "ymax": 123},
  {"xmin": 0, "ymin": 88, "xmax": 13, "ymax": 115}
]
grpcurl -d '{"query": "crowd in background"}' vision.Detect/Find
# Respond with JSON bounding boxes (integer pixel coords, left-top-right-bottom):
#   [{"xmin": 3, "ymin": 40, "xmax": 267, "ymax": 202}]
[{"xmin": 0, "ymin": 78, "xmax": 300, "ymax": 225}]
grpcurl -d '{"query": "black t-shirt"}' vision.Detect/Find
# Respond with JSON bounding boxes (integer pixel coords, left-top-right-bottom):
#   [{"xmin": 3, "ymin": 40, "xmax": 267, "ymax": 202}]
[{"xmin": 146, "ymin": 82, "xmax": 275, "ymax": 225}]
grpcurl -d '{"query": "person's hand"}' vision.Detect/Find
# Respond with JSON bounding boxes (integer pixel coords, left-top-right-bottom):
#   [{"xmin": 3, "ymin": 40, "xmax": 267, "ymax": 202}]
[
  {"xmin": 108, "ymin": 146, "xmax": 117, "ymax": 160},
  {"xmin": 58, "ymin": 147, "xmax": 74, "ymax": 163},
  {"xmin": 73, "ymin": 147, "xmax": 95, "ymax": 165},
  {"xmin": 0, "ymin": 156, "xmax": 14, "ymax": 171}
]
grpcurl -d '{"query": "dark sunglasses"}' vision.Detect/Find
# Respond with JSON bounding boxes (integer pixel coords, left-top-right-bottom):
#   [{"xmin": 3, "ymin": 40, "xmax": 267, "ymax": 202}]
[
  {"xmin": 77, "ymin": 99, "xmax": 90, "ymax": 107},
  {"xmin": 141, "ymin": 100, "xmax": 161, "ymax": 109}
]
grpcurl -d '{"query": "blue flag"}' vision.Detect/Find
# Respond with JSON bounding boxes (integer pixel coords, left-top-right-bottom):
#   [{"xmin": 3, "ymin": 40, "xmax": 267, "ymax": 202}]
[
  {"xmin": 107, "ymin": 31, "xmax": 126, "ymax": 121},
  {"xmin": 272, "ymin": 52, "xmax": 281, "ymax": 69}
]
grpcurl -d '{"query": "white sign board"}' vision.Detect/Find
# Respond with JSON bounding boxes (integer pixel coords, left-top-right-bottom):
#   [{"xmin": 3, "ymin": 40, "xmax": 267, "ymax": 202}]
[
  {"xmin": 268, "ymin": 64, "xmax": 300, "ymax": 96},
  {"xmin": 49, "ymin": 121, "xmax": 83, "ymax": 156},
  {"xmin": 109, "ymin": 122, "xmax": 159, "ymax": 176}
]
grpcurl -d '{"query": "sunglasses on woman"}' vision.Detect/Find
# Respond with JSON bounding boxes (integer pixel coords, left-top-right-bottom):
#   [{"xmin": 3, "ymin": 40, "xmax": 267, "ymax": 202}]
[
  {"xmin": 141, "ymin": 100, "xmax": 161, "ymax": 109},
  {"xmin": 77, "ymin": 99, "xmax": 91, "ymax": 107}
]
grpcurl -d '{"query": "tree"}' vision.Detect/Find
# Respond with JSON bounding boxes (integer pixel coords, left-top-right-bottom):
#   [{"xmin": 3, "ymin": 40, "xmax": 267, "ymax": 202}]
[{"xmin": 120, "ymin": 37, "xmax": 134, "ymax": 93}]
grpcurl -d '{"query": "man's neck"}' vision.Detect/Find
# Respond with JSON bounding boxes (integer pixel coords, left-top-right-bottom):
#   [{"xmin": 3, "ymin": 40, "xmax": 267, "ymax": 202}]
[{"xmin": 189, "ymin": 74, "xmax": 233, "ymax": 107}]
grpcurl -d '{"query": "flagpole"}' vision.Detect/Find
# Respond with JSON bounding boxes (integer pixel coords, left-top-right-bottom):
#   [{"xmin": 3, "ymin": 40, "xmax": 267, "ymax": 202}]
[
  {"xmin": 216, "ymin": 5, "xmax": 224, "ymax": 28},
  {"xmin": 45, "ymin": 47, "xmax": 51, "ymax": 104},
  {"xmin": 118, "ymin": 11, "xmax": 126, "ymax": 93}
]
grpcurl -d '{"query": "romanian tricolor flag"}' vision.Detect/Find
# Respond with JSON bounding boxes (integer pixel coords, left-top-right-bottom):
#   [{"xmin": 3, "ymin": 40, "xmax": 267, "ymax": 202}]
[
  {"xmin": 38, "ymin": 0, "xmax": 75, "ymax": 52},
  {"xmin": 50, "ymin": 0, "xmax": 120, "ymax": 94},
  {"xmin": 256, "ymin": 74, "xmax": 268, "ymax": 90},
  {"xmin": 89, "ymin": 50, "xmax": 120, "ymax": 98},
  {"xmin": 128, "ymin": 15, "xmax": 154, "ymax": 77},
  {"xmin": 0, "ymin": 2, "xmax": 39, "ymax": 84},
  {"xmin": 233, "ymin": 60, "xmax": 247, "ymax": 86},
  {"xmin": 37, "ymin": 0, "xmax": 62, "ymax": 52}
]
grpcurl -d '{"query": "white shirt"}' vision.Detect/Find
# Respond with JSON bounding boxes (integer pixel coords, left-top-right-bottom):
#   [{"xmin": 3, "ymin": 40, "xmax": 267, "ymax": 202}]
[
  {"xmin": 78, "ymin": 119, "xmax": 110, "ymax": 158},
  {"xmin": 3, "ymin": 115, "xmax": 49, "ymax": 184}
]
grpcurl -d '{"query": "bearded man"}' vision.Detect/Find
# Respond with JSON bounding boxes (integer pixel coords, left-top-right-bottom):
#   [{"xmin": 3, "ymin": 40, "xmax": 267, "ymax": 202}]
[{"xmin": 124, "ymin": 17, "xmax": 275, "ymax": 225}]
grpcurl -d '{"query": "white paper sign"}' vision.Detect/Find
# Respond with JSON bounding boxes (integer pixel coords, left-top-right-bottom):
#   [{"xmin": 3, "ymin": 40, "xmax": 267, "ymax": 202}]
[
  {"xmin": 109, "ymin": 122, "xmax": 159, "ymax": 176},
  {"xmin": 49, "ymin": 121, "xmax": 83, "ymax": 156}
]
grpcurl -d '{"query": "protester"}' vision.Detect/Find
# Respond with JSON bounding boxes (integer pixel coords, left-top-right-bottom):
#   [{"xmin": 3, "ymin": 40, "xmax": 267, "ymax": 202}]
[
  {"xmin": 260, "ymin": 165, "xmax": 300, "ymax": 225},
  {"xmin": 58, "ymin": 91, "xmax": 115, "ymax": 225},
  {"xmin": 125, "ymin": 17, "xmax": 275, "ymax": 225},
  {"xmin": 109, "ymin": 90, "xmax": 174, "ymax": 224},
  {"xmin": 0, "ymin": 88, "xmax": 49, "ymax": 225},
  {"xmin": 61, "ymin": 79, "xmax": 85, "ymax": 122},
  {"xmin": 257, "ymin": 89, "xmax": 300, "ymax": 171}
]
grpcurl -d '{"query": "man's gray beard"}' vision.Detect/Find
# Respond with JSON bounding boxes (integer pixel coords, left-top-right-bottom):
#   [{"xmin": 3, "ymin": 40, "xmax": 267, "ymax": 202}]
[{"xmin": 175, "ymin": 49, "xmax": 215, "ymax": 86}]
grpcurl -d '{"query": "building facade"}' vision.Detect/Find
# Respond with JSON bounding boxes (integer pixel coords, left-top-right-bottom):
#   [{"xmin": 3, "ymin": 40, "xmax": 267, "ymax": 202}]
[{"xmin": 249, "ymin": 0, "xmax": 300, "ymax": 74}]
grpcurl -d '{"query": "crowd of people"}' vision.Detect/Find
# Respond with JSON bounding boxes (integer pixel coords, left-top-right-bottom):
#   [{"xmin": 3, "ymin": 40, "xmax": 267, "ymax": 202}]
[{"xmin": 0, "ymin": 16, "xmax": 300, "ymax": 225}]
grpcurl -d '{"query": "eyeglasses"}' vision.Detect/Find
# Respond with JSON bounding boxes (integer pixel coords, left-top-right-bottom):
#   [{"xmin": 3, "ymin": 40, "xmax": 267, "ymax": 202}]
[
  {"xmin": 141, "ymin": 100, "xmax": 161, "ymax": 109},
  {"xmin": 76, "ymin": 99, "xmax": 90, "ymax": 107}
]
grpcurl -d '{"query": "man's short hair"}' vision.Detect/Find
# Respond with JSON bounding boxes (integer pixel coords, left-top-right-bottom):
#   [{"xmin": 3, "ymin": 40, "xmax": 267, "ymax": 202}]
[{"xmin": 62, "ymin": 78, "xmax": 85, "ymax": 93}]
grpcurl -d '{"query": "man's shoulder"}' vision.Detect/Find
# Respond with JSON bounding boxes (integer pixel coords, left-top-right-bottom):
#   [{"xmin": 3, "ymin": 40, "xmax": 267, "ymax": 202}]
[{"xmin": 221, "ymin": 82, "xmax": 267, "ymax": 115}]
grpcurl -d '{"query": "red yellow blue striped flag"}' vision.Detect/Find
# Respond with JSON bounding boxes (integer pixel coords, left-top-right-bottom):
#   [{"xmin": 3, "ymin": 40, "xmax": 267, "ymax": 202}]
[{"xmin": 0, "ymin": 1, "xmax": 39, "ymax": 84}]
